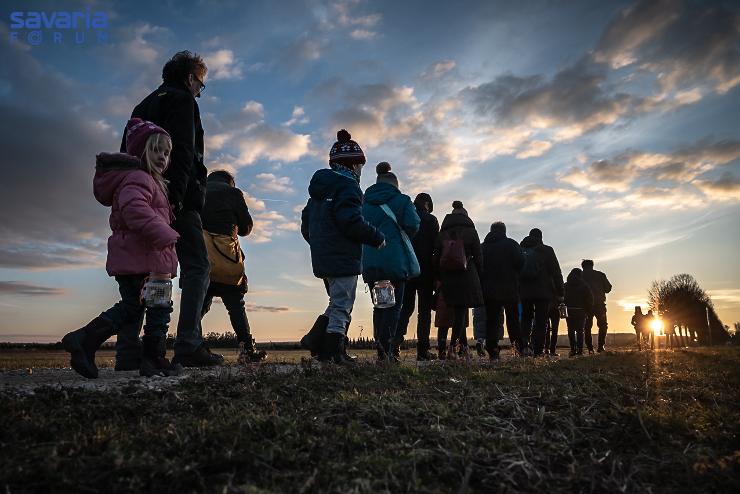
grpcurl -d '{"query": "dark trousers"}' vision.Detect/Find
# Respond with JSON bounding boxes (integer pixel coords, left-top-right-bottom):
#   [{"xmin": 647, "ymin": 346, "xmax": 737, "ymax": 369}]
[
  {"xmin": 451, "ymin": 306, "xmax": 469, "ymax": 348},
  {"xmin": 396, "ymin": 279, "xmax": 434, "ymax": 354},
  {"xmin": 105, "ymin": 275, "xmax": 172, "ymax": 345},
  {"xmin": 373, "ymin": 280, "xmax": 406, "ymax": 355},
  {"xmin": 521, "ymin": 298, "xmax": 550, "ymax": 355},
  {"xmin": 484, "ymin": 299, "xmax": 523, "ymax": 352},
  {"xmin": 172, "ymin": 210, "xmax": 210, "ymax": 355},
  {"xmin": 566, "ymin": 311, "xmax": 586, "ymax": 352},
  {"xmin": 584, "ymin": 304, "xmax": 608, "ymax": 350},
  {"xmin": 545, "ymin": 303, "xmax": 560, "ymax": 353},
  {"xmin": 201, "ymin": 284, "xmax": 252, "ymax": 343}
]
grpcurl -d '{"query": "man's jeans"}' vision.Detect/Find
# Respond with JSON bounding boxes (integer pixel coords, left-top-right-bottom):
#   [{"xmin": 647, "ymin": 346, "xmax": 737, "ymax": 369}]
[
  {"xmin": 484, "ymin": 300, "xmax": 522, "ymax": 352},
  {"xmin": 201, "ymin": 285, "xmax": 251, "ymax": 343},
  {"xmin": 373, "ymin": 280, "xmax": 406, "ymax": 355},
  {"xmin": 396, "ymin": 279, "xmax": 433, "ymax": 353},
  {"xmin": 323, "ymin": 276, "xmax": 358, "ymax": 335},
  {"xmin": 521, "ymin": 298, "xmax": 550, "ymax": 355},
  {"xmin": 173, "ymin": 210, "xmax": 210, "ymax": 355}
]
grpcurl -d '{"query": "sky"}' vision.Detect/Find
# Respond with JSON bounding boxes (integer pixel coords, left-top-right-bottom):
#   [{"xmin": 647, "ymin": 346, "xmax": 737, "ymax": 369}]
[{"xmin": 0, "ymin": 0, "xmax": 739, "ymax": 343}]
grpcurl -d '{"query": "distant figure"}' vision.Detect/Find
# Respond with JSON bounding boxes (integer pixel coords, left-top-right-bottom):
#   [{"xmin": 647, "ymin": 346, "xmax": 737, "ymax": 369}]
[
  {"xmin": 519, "ymin": 228, "xmax": 564, "ymax": 356},
  {"xmin": 480, "ymin": 221, "xmax": 525, "ymax": 359},
  {"xmin": 63, "ymin": 120, "xmax": 180, "ymax": 378},
  {"xmin": 396, "ymin": 192, "xmax": 440, "ymax": 361},
  {"xmin": 361, "ymin": 162, "xmax": 420, "ymax": 362},
  {"xmin": 123, "ymin": 51, "xmax": 222, "ymax": 368},
  {"xmin": 564, "ymin": 268, "xmax": 594, "ymax": 356},
  {"xmin": 300, "ymin": 130, "xmax": 385, "ymax": 365},
  {"xmin": 581, "ymin": 259, "xmax": 613, "ymax": 353},
  {"xmin": 433, "ymin": 201, "xmax": 484, "ymax": 359},
  {"xmin": 199, "ymin": 170, "xmax": 266, "ymax": 363}
]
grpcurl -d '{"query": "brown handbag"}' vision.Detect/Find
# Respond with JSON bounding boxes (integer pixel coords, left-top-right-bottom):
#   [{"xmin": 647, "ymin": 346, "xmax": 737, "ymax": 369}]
[{"xmin": 202, "ymin": 230, "xmax": 246, "ymax": 286}]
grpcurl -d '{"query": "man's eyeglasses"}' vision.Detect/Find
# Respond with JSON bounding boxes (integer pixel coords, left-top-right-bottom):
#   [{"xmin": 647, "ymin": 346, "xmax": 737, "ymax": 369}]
[{"xmin": 192, "ymin": 74, "xmax": 206, "ymax": 96}]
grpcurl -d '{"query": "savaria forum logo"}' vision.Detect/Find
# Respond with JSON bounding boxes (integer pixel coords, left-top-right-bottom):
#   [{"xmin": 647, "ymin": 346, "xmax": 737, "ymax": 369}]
[{"xmin": 9, "ymin": 6, "xmax": 109, "ymax": 46}]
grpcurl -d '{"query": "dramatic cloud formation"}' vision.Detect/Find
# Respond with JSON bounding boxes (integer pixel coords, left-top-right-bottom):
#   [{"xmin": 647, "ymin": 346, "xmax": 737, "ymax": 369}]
[
  {"xmin": 493, "ymin": 186, "xmax": 587, "ymax": 213},
  {"xmin": 204, "ymin": 49, "xmax": 244, "ymax": 80}
]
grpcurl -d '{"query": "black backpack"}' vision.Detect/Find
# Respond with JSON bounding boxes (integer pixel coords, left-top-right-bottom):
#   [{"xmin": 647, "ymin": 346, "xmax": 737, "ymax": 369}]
[{"xmin": 520, "ymin": 247, "xmax": 543, "ymax": 280}]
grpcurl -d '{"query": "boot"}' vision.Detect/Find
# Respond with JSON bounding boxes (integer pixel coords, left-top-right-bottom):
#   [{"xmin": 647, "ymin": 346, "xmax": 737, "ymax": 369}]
[
  {"xmin": 475, "ymin": 339, "xmax": 486, "ymax": 357},
  {"xmin": 342, "ymin": 335, "xmax": 358, "ymax": 362},
  {"xmin": 62, "ymin": 316, "xmax": 116, "ymax": 379},
  {"xmin": 238, "ymin": 336, "xmax": 267, "ymax": 363},
  {"xmin": 140, "ymin": 334, "xmax": 182, "ymax": 377},
  {"xmin": 320, "ymin": 332, "xmax": 356, "ymax": 366},
  {"xmin": 300, "ymin": 315, "xmax": 329, "ymax": 357},
  {"xmin": 171, "ymin": 343, "xmax": 223, "ymax": 368}
]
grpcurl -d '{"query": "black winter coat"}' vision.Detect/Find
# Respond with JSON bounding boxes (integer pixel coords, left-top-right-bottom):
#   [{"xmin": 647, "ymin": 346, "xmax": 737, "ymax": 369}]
[
  {"xmin": 480, "ymin": 230, "xmax": 525, "ymax": 302},
  {"xmin": 411, "ymin": 206, "xmax": 439, "ymax": 285},
  {"xmin": 582, "ymin": 269, "xmax": 612, "ymax": 305},
  {"xmin": 564, "ymin": 276, "xmax": 594, "ymax": 315},
  {"xmin": 433, "ymin": 213, "xmax": 483, "ymax": 308},
  {"xmin": 301, "ymin": 168, "xmax": 384, "ymax": 279},
  {"xmin": 122, "ymin": 81, "xmax": 206, "ymax": 214},
  {"xmin": 201, "ymin": 177, "xmax": 253, "ymax": 236},
  {"xmin": 519, "ymin": 235, "xmax": 564, "ymax": 301}
]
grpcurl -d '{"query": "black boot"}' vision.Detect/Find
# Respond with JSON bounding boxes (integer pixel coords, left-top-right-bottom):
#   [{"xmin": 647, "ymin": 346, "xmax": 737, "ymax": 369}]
[
  {"xmin": 62, "ymin": 316, "xmax": 116, "ymax": 379},
  {"xmin": 300, "ymin": 315, "xmax": 329, "ymax": 357},
  {"xmin": 320, "ymin": 332, "xmax": 356, "ymax": 366},
  {"xmin": 238, "ymin": 336, "xmax": 267, "ymax": 363},
  {"xmin": 437, "ymin": 339, "xmax": 447, "ymax": 360},
  {"xmin": 140, "ymin": 334, "xmax": 181, "ymax": 377}
]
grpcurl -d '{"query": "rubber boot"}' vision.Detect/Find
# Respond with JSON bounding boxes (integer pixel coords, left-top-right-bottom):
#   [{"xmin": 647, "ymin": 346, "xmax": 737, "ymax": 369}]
[
  {"xmin": 62, "ymin": 316, "xmax": 116, "ymax": 379},
  {"xmin": 238, "ymin": 335, "xmax": 267, "ymax": 363},
  {"xmin": 320, "ymin": 332, "xmax": 356, "ymax": 366},
  {"xmin": 140, "ymin": 334, "xmax": 181, "ymax": 377},
  {"xmin": 300, "ymin": 315, "xmax": 329, "ymax": 357}
]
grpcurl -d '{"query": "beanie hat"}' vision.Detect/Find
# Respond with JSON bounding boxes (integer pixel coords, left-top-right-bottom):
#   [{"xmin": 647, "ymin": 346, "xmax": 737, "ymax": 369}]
[
  {"xmin": 413, "ymin": 192, "xmax": 433, "ymax": 213},
  {"xmin": 529, "ymin": 228, "xmax": 543, "ymax": 240},
  {"xmin": 375, "ymin": 162, "xmax": 398, "ymax": 188},
  {"xmin": 451, "ymin": 200, "xmax": 468, "ymax": 216},
  {"xmin": 329, "ymin": 129, "xmax": 366, "ymax": 169},
  {"xmin": 125, "ymin": 118, "xmax": 170, "ymax": 160}
]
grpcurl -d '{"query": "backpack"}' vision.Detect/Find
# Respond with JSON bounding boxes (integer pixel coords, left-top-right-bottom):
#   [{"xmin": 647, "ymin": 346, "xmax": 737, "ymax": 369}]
[
  {"xmin": 520, "ymin": 247, "xmax": 543, "ymax": 280},
  {"xmin": 439, "ymin": 230, "xmax": 468, "ymax": 272}
]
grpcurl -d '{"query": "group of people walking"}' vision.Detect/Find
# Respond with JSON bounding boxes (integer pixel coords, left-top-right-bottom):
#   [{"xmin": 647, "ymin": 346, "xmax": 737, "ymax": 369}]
[
  {"xmin": 61, "ymin": 50, "xmax": 614, "ymax": 379},
  {"xmin": 298, "ymin": 129, "xmax": 614, "ymax": 364}
]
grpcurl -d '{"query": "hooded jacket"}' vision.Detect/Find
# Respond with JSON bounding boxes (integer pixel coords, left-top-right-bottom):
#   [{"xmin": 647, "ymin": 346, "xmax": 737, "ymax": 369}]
[
  {"xmin": 301, "ymin": 168, "xmax": 384, "ymax": 278},
  {"xmin": 480, "ymin": 230, "xmax": 525, "ymax": 302},
  {"xmin": 122, "ymin": 81, "xmax": 206, "ymax": 214},
  {"xmin": 93, "ymin": 152, "xmax": 179, "ymax": 277},
  {"xmin": 519, "ymin": 234, "xmax": 564, "ymax": 301},
  {"xmin": 433, "ymin": 213, "xmax": 484, "ymax": 307},
  {"xmin": 201, "ymin": 175, "xmax": 253, "ymax": 236},
  {"xmin": 361, "ymin": 182, "xmax": 420, "ymax": 283},
  {"xmin": 564, "ymin": 270, "xmax": 594, "ymax": 315}
]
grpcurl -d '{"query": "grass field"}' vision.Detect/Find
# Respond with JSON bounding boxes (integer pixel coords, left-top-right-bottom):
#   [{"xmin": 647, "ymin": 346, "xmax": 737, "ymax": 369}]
[{"xmin": 1, "ymin": 347, "xmax": 738, "ymax": 493}]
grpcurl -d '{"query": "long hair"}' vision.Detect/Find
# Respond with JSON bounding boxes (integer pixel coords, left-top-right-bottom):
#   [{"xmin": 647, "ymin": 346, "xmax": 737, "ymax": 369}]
[{"xmin": 142, "ymin": 133, "xmax": 172, "ymax": 196}]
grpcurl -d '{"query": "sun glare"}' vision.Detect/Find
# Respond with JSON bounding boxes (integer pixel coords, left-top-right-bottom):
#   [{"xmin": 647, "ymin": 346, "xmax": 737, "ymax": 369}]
[{"xmin": 650, "ymin": 318, "xmax": 664, "ymax": 335}]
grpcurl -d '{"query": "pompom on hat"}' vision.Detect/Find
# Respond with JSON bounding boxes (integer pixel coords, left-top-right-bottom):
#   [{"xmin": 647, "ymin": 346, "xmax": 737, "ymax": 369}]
[
  {"xmin": 375, "ymin": 161, "xmax": 398, "ymax": 188},
  {"xmin": 329, "ymin": 129, "xmax": 366, "ymax": 169},
  {"xmin": 124, "ymin": 118, "xmax": 170, "ymax": 160}
]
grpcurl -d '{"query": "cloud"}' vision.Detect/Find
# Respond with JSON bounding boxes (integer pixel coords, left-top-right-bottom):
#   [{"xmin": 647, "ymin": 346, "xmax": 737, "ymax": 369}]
[
  {"xmin": 350, "ymin": 29, "xmax": 377, "ymax": 40},
  {"xmin": 283, "ymin": 106, "xmax": 309, "ymax": 126},
  {"xmin": 255, "ymin": 173, "xmax": 295, "ymax": 194},
  {"xmin": 693, "ymin": 173, "xmax": 740, "ymax": 202},
  {"xmin": 333, "ymin": 0, "xmax": 381, "ymax": 39},
  {"xmin": 422, "ymin": 60, "xmax": 456, "ymax": 79},
  {"xmin": 118, "ymin": 23, "xmax": 170, "ymax": 67},
  {"xmin": 515, "ymin": 140, "xmax": 552, "ymax": 159},
  {"xmin": 0, "ymin": 281, "xmax": 66, "ymax": 297},
  {"xmin": 204, "ymin": 49, "xmax": 244, "ymax": 80},
  {"xmin": 493, "ymin": 185, "xmax": 587, "ymax": 213},
  {"xmin": 706, "ymin": 289, "xmax": 740, "ymax": 310},
  {"xmin": 245, "ymin": 303, "xmax": 291, "ymax": 313}
]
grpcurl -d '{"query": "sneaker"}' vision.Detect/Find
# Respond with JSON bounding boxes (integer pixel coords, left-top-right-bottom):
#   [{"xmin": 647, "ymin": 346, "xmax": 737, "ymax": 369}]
[
  {"xmin": 568, "ymin": 349, "xmax": 577, "ymax": 357},
  {"xmin": 475, "ymin": 340, "xmax": 486, "ymax": 357},
  {"xmin": 597, "ymin": 345, "xmax": 606, "ymax": 353},
  {"xmin": 172, "ymin": 344, "xmax": 224, "ymax": 368}
]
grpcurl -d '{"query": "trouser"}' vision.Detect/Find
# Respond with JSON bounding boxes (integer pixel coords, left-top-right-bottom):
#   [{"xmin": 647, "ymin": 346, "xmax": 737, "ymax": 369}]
[
  {"xmin": 396, "ymin": 279, "xmax": 433, "ymax": 354},
  {"xmin": 451, "ymin": 306, "xmax": 469, "ymax": 348},
  {"xmin": 373, "ymin": 280, "xmax": 406, "ymax": 355},
  {"xmin": 105, "ymin": 275, "xmax": 172, "ymax": 345},
  {"xmin": 484, "ymin": 299, "xmax": 523, "ymax": 353},
  {"xmin": 545, "ymin": 303, "xmax": 560, "ymax": 353},
  {"xmin": 521, "ymin": 298, "xmax": 550, "ymax": 355},
  {"xmin": 173, "ymin": 211, "xmax": 210, "ymax": 356},
  {"xmin": 566, "ymin": 310, "xmax": 586, "ymax": 352},
  {"xmin": 323, "ymin": 276, "xmax": 358, "ymax": 335},
  {"xmin": 584, "ymin": 303, "xmax": 608, "ymax": 350},
  {"xmin": 201, "ymin": 284, "xmax": 252, "ymax": 343}
]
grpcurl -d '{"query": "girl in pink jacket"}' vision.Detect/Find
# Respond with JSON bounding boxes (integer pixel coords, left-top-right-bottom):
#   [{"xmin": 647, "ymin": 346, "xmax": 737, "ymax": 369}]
[{"xmin": 63, "ymin": 118, "xmax": 180, "ymax": 378}]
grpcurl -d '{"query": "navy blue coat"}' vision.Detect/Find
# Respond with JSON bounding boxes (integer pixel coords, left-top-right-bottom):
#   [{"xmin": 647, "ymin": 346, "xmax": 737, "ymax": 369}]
[
  {"xmin": 301, "ymin": 168, "xmax": 384, "ymax": 278},
  {"xmin": 361, "ymin": 183, "xmax": 420, "ymax": 284}
]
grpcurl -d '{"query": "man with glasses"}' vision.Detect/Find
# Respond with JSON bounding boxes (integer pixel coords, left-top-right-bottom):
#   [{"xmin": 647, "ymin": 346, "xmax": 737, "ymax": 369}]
[{"xmin": 118, "ymin": 50, "xmax": 223, "ymax": 368}]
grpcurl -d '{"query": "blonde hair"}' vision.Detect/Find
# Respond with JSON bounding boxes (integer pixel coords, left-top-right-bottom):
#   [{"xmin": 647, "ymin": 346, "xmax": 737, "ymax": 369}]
[{"xmin": 142, "ymin": 133, "xmax": 172, "ymax": 196}]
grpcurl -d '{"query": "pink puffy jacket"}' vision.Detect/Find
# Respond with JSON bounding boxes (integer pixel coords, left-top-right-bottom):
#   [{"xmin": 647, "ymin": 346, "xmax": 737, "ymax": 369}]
[{"xmin": 93, "ymin": 153, "xmax": 179, "ymax": 277}]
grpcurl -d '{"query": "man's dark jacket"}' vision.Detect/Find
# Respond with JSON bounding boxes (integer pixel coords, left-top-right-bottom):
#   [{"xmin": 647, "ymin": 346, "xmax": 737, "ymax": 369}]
[
  {"xmin": 201, "ymin": 176, "xmax": 252, "ymax": 236},
  {"xmin": 410, "ymin": 205, "xmax": 439, "ymax": 285},
  {"xmin": 301, "ymin": 168, "xmax": 384, "ymax": 279},
  {"xmin": 519, "ymin": 235, "xmax": 564, "ymax": 301},
  {"xmin": 582, "ymin": 268, "xmax": 612, "ymax": 306},
  {"xmin": 480, "ymin": 230, "xmax": 525, "ymax": 302},
  {"xmin": 121, "ymin": 81, "xmax": 206, "ymax": 213}
]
